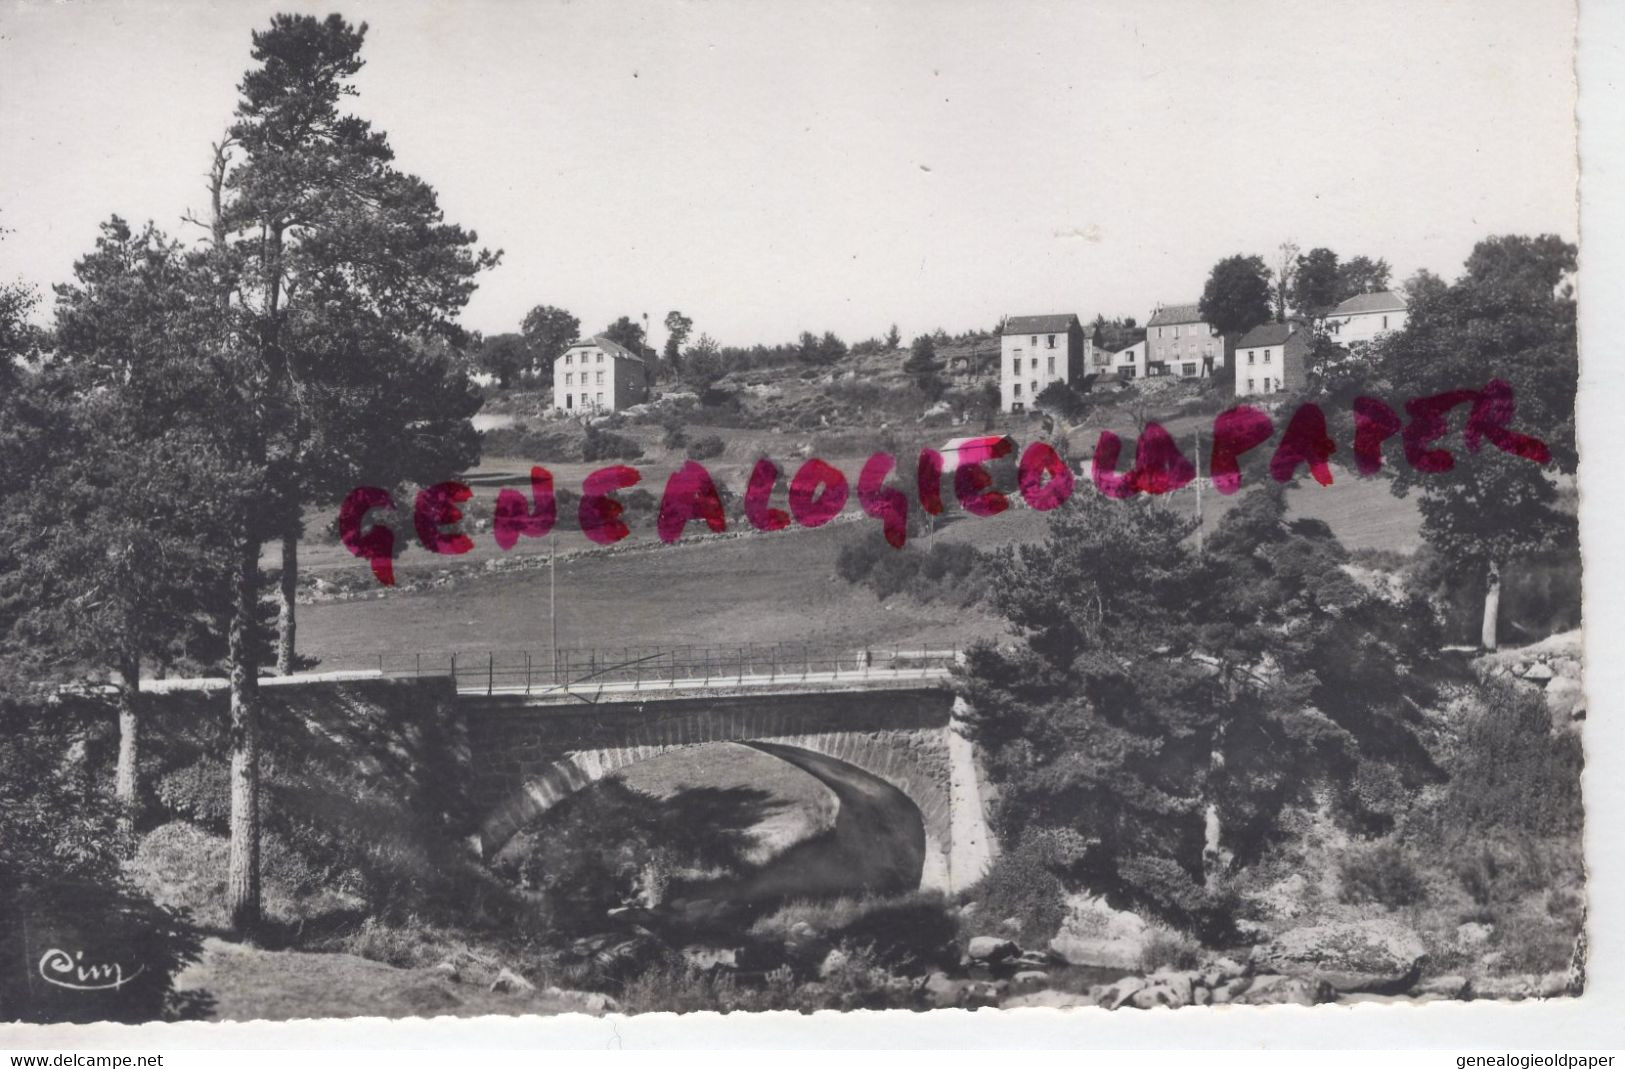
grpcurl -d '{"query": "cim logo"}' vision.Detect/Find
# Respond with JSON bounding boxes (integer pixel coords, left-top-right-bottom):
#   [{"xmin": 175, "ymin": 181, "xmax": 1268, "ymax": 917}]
[{"xmin": 37, "ymin": 947, "xmax": 145, "ymax": 992}]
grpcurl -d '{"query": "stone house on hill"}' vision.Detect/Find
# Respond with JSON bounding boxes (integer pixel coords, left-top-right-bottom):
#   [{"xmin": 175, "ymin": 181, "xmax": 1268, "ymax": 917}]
[
  {"xmin": 552, "ymin": 335, "xmax": 651, "ymax": 414},
  {"xmin": 1000, "ymin": 314, "xmax": 1087, "ymax": 413},
  {"xmin": 1146, "ymin": 302, "xmax": 1225, "ymax": 378},
  {"xmin": 1234, "ymin": 321, "xmax": 1311, "ymax": 398}
]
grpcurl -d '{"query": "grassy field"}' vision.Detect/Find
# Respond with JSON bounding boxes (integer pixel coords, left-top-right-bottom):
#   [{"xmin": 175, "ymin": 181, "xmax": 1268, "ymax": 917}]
[
  {"xmin": 172, "ymin": 938, "xmax": 594, "ymax": 1021},
  {"xmin": 296, "ymin": 503, "xmax": 1009, "ymax": 670}
]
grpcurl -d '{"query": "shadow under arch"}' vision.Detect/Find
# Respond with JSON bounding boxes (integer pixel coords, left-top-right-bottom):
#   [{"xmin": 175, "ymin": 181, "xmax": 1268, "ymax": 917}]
[{"xmin": 478, "ymin": 740, "xmax": 929, "ymax": 904}]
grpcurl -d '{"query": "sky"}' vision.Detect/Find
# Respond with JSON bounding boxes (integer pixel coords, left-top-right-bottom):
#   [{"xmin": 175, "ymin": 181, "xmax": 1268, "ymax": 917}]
[{"xmin": 0, "ymin": 0, "xmax": 1578, "ymax": 352}]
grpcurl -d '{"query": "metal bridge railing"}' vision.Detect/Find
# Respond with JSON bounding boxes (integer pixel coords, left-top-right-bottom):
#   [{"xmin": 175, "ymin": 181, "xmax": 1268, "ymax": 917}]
[{"xmin": 366, "ymin": 643, "xmax": 960, "ymax": 696}]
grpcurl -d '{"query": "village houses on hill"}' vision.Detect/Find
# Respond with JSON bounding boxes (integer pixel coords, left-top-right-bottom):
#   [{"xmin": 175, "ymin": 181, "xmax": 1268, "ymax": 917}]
[
  {"xmin": 552, "ymin": 334, "xmax": 651, "ymax": 414},
  {"xmin": 1231, "ymin": 288, "xmax": 1408, "ymax": 399}
]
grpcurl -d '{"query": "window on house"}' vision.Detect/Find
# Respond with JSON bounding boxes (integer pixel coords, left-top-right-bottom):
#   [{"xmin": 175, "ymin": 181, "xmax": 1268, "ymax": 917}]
[
  {"xmin": 596, "ymin": 371, "xmax": 604, "ymax": 385},
  {"xmin": 596, "ymin": 392, "xmax": 604, "ymax": 404},
  {"xmin": 1182, "ymin": 363, "xmax": 1197, "ymax": 377},
  {"xmin": 1012, "ymin": 359, "xmax": 1021, "ymax": 375},
  {"xmin": 1047, "ymin": 334, "xmax": 1056, "ymax": 348},
  {"xmin": 565, "ymin": 354, "xmax": 572, "ymax": 365},
  {"xmin": 1047, "ymin": 356, "xmax": 1055, "ymax": 373},
  {"xmin": 1174, "ymin": 326, "xmax": 1180, "ymax": 338},
  {"xmin": 1248, "ymin": 351, "xmax": 1256, "ymax": 365},
  {"xmin": 1030, "ymin": 358, "xmax": 1037, "ymax": 370},
  {"xmin": 1012, "ymin": 401, "xmax": 1025, "ymax": 412},
  {"xmin": 596, "ymin": 353, "xmax": 603, "ymax": 363},
  {"xmin": 566, "ymin": 395, "xmax": 573, "ymax": 408},
  {"xmin": 565, "ymin": 373, "xmax": 573, "ymax": 385},
  {"xmin": 1013, "ymin": 383, "xmax": 1022, "ymax": 396},
  {"xmin": 1030, "ymin": 335, "xmax": 1037, "ymax": 346},
  {"xmin": 1247, "ymin": 378, "xmax": 1255, "ymax": 391},
  {"xmin": 1264, "ymin": 351, "xmax": 1272, "ymax": 364},
  {"xmin": 1382, "ymin": 315, "xmax": 1389, "ymax": 329}
]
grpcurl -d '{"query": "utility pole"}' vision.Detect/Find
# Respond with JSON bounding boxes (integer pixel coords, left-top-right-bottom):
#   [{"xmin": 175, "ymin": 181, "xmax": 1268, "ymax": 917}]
[
  {"xmin": 550, "ymin": 527, "xmax": 558, "ymax": 683},
  {"xmin": 1194, "ymin": 426, "xmax": 1204, "ymax": 555}
]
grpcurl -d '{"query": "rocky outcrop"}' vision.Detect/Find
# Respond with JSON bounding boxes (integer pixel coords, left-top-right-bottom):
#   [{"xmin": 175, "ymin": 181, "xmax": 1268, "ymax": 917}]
[
  {"xmin": 1477, "ymin": 631, "xmax": 1583, "ymax": 725},
  {"xmin": 488, "ymin": 967, "xmax": 535, "ymax": 994},
  {"xmin": 966, "ymin": 935, "xmax": 1021, "ymax": 964},
  {"xmin": 1047, "ymin": 893, "xmax": 1156, "ymax": 970},
  {"xmin": 1251, "ymin": 920, "xmax": 1426, "ymax": 993}
]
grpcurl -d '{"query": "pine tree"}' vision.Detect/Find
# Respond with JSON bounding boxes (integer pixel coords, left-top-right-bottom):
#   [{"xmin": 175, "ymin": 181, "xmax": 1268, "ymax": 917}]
[{"xmin": 199, "ymin": 14, "xmax": 496, "ymax": 932}]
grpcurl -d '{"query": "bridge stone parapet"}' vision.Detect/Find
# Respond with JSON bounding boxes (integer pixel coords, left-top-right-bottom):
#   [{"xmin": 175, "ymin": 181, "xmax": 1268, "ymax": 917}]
[{"xmin": 461, "ymin": 685, "xmax": 996, "ymax": 894}]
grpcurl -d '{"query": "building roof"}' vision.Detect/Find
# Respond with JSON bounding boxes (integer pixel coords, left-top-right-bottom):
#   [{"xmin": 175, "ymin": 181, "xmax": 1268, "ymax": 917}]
[
  {"xmin": 1236, "ymin": 322, "xmax": 1308, "ymax": 349},
  {"xmin": 562, "ymin": 335, "xmax": 647, "ymax": 363},
  {"xmin": 1146, "ymin": 302, "xmax": 1206, "ymax": 327},
  {"xmin": 1329, "ymin": 290, "xmax": 1407, "ymax": 316},
  {"xmin": 1002, "ymin": 314, "xmax": 1080, "ymax": 336}
]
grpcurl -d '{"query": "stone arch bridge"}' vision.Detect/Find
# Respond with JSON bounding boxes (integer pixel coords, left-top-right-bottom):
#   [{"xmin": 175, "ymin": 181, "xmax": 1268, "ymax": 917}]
[{"xmin": 462, "ymin": 681, "xmax": 997, "ymax": 894}]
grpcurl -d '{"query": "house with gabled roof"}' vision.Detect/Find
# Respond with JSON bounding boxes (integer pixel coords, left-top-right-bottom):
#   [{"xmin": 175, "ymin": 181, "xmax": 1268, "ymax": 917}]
[
  {"xmin": 1113, "ymin": 338, "xmax": 1149, "ymax": 380},
  {"xmin": 553, "ymin": 334, "xmax": 651, "ymax": 414},
  {"xmin": 1146, "ymin": 301, "xmax": 1225, "ymax": 378},
  {"xmin": 1234, "ymin": 321, "xmax": 1312, "ymax": 398},
  {"xmin": 999, "ymin": 313, "xmax": 1087, "ymax": 413},
  {"xmin": 1322, "ymin": 290, "xmax": 1407, "ymax": 348}
]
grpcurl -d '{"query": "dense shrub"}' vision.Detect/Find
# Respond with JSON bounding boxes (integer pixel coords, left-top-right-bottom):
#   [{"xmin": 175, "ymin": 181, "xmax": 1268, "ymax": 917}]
[
  {"xmin": 686, "ymin": 435, "xmax": 726, "ymax": 461},
  {"xmin": 0, "ymin": 701, "xmax": 203, "ymax": 1023},
  {"xmin": 836, "ymin": 530, "xmax": 988, "ymax": 604},
  {"xmin": 1114, "ymin": 855, "xmax": 1240, "ymax": 945},
  {"xmin": 581, "ymin": 426, "xmax": 643, "ymax": 462},
  {"xmin": 1035, "ymin": 379, "xmax": 1089, "ymax": 420},
  {"xmin": 660, "ymin": 421, "xmax": 688, "ymax": 451},
  {"xmin": 480, "ymin": 422, "xmax": 584, "ymax": 461},
  {"xmin": 1138, "ymin": 926, "xmax": 1203, "ymax": 973},
  {"xmin": 1338, "ymin": 841, "xmax": 1426, "ymax": 907},
  {"xmin": 829, "ymin": 894, "xmax": 958, "ymax": 974},
  {"xmin": 835, "ymin": 536, "xmax": 886, "ymax": 584},
  {"xmin": 966, "ymin": 841, "xmax": 1067, "ymax": 946},
  {"xmin": 1430, "ymin": 679, "xmax": 1583, "ymax": 841}
]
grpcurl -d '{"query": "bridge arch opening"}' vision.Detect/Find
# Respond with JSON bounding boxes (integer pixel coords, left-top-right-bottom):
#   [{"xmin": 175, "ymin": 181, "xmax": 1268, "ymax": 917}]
[{"xmin": 480, "ymin": 739, "xmax": 944, "ymax": 906}]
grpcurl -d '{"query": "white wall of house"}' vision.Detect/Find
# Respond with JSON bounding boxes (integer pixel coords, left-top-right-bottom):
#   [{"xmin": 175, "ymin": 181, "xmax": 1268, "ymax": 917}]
[
  {"xmin": 1000, "ymin": 329, "xmax": 1072, "ymax": 412},
  {"xmin": 1114, "ymin": 339, "xmax": 1148, "ymax": 379},
  {"xmin": 1324, "ymin": 306, "xmax": 1408, "ymax": 347},
  {"xmin": 1235, "ymin": 342, "xmax": 1287, "ymax": 397},
  {"xmin": 553, "ymin": 341, "xmax": 647, "ymax": 413}
]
